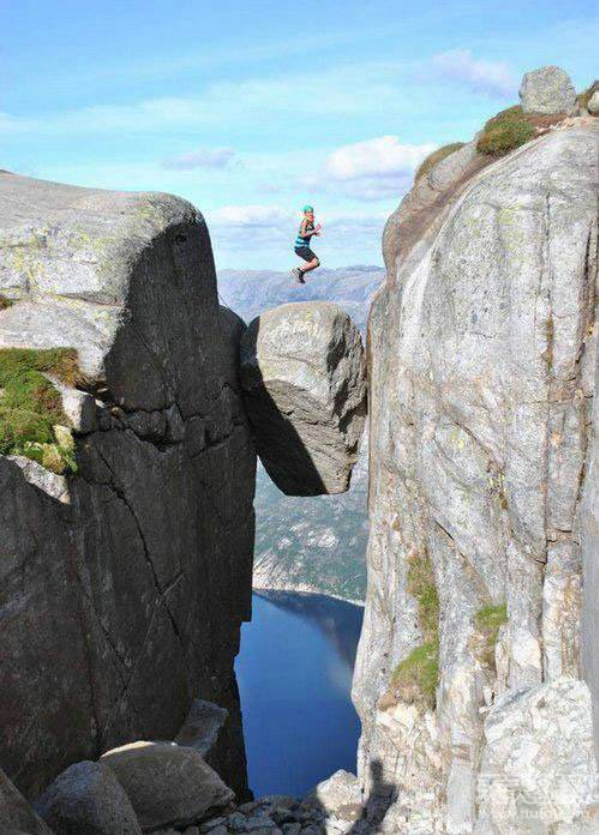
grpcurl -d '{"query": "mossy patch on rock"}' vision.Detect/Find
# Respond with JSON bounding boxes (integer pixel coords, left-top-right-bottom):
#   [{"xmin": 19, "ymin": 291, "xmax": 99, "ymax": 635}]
[
  {"xmin": 473, "ymin": 602, "xmax": 508, "ymax": 670},
  {"xmin": 0, "ymin": 295, "xmax": 13, "ymax": 310},
  {"xmin": 380, "ymin": 550, "xmax": 440, "ymax": 711},
  {"xmin": 0, "ymin": 348, "xmax": 81, "ymax": 473},
  {"xmin": 390, "ymin": 639, "xmax": 439, "ymax": 710},
  {"xmin": 415, "ymin": 143, "xmax": 465, "ymax": 182},
  {"xmin": 477, "ymin": 106, "xmax": 536, "ymax": 156}
]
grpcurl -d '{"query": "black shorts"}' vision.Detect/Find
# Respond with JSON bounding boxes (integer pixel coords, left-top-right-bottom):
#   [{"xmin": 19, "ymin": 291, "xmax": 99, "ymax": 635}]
[{"xmin": 295, "ymin": 246, "xmax": 317, "ymax": 262}]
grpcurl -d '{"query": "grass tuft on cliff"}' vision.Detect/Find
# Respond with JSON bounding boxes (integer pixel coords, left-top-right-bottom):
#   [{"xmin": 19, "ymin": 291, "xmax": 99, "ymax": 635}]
[
  {"xmin": 477, "ymin": 106, "xmax": 536, "ymax": 156},
  {"xmin": 415, "ymin": 143, "xmax": 465, "ymax": 182},
  {"xmin": 0, "ymin": 348, "xmax": 81, "ymax": 473},
  {"xmin": 473, "ymin": 602, "xmax": 508, "ymax": 670},
  {"xmin": 391, "ymin": 639, "xmax": 439, "ymax": 710},
  {"xmin": 380, "ymin": 550, "xmax": 440, "ymax": 712},
  {"xmin": 0, "ymin": 295, "xmax": 14, "ymax": 310}
]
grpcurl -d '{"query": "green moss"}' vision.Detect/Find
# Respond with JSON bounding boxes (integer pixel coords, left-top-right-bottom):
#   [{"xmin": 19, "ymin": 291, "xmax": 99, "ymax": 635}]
[
  {"xmin": 415, "ymin": 143, "xmax": 465, "ymax": 182},
  {"xmin": 477, "ymin": 105, "xmax": 536, "ymax": 156},
  {"xmin": 474, "ymin": 603, "xmax": 508, "ymax": 669},
  {"xmin": 0, "ymin": 348, "xmax": 80, "ymax": 473},
  {"xmin": 381, "ymin": 551, "xmax": 440, "ymax": 711},
  {"xmin": 407, "ymin": 550, "xmax": 439, "ymax": 639},
  {"xmin": 391, "ymin": 639, "xmax": 439, "ymax": 710},
  {"xmin": 0, "ymin": 295, "xmax": 13, "ymax": 310}
]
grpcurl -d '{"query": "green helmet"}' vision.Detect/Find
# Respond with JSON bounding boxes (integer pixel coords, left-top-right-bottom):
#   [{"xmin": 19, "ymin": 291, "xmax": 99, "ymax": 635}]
[{"xmin": 303, "ymin": 204, "xmax": 314, "ymax": 213}]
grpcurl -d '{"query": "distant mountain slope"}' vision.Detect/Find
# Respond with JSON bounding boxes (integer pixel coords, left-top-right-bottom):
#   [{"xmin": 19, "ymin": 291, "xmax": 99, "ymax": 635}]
[{"xmin": 218, "ymin": 266, "xmax": 384, "ymax": 603}]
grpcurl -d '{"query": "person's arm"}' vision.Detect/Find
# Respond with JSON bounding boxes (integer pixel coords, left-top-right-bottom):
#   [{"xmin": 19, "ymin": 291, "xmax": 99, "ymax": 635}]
[{"xmin": 302, "ymin": 221, "xmax": 322, "ymax": 238}]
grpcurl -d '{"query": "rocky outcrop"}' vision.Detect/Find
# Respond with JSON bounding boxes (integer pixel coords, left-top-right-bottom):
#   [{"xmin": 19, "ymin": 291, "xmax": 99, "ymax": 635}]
[
  {"xmin": 519, "ymin": 65, "xmax": 577, "ymax": 115},
  {"xmin": 0, "ymin": 172, "xmax": 255, "ymax": 798},
  {"xmin": 35, "ymin": 760, "xmax": 142, "ymax": 835},
  {"xmin": 240, "ymin": 302, "xmax": 367, "ymax": 496},
  {"xmin": 101, "ymin": 742, "xmax": 234, "ymax": 832},
  {"xmin": 354, "ymin": 101, "xmax": 599, "ymax": 834},
  {"xmin": 0, "ymin": 768, "xmax": 55, "ymax": 835}
]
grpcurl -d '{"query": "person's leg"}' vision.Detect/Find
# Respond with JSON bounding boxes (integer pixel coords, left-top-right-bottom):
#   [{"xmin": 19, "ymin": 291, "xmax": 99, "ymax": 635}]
[{"xmin": 300, "ymin": 256, "xmax": 320, "ymax": 274}]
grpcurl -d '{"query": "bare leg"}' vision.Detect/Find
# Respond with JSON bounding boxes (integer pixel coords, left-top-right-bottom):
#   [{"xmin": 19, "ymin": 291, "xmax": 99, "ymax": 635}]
[{"xmin": 299, "ymin": 257, "xmax": 320, "ymax": 275}]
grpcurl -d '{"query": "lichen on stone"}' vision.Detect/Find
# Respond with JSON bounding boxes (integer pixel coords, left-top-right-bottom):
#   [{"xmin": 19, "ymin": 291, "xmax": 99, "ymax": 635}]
[{"xmin": 0, "ymin": 348, "xmax": 81, "ymax": 473}]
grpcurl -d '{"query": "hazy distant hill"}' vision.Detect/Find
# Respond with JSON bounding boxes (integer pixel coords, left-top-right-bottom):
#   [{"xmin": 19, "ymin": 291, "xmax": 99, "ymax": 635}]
[{"xmin": 218, "ymin": 265, "xmax": 384, "ymax": 603}]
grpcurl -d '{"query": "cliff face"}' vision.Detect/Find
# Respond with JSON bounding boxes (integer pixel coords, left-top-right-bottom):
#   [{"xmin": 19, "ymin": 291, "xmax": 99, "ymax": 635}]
[
  {"xmin": 353, "ymin": 123, "xmax": 599, "ymax": 832},
  {"xmin": 0, "ymin": 173, "xmax": 256, "ymax": 798}
]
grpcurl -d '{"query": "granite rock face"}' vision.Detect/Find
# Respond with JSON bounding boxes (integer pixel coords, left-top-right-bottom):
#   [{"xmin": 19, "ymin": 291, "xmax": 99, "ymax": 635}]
[
  {"xmin": 0, "ymin": 172, "xmax": 256, "ymax": 798},
  {"xmin": 35, "ymin": 760, "xmax": 142, "ymax": 835},
  {"xmin": 240, "ymin": 302, "xmax": 367, "ymax": 496},
  {"xmin": 353, "ymin": 122, "xmax": 599, "ymax": 833},
  {"xmin": 0, "ymin": 768, "xmax": 54, "ymax": 835},
  {"xmin": 519, "ymin": 65, "xmax": 577, "ymax": 115}
]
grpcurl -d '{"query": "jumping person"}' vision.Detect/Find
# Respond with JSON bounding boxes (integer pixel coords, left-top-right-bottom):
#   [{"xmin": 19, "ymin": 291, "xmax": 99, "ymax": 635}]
[{"xmin": 291, "ymin": 205, "xmax": 321, "ymax": 284}]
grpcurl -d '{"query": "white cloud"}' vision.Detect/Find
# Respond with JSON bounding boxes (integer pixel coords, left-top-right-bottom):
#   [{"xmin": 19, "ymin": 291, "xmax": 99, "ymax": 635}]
[
  {"xmin": 210, "ymin": 205, "xmax": 294, "ymax": 229},
  {"xmin": 162, "ymin": 146, "xmax": 236, "ymax": 170},
  {"xmin": 428, "ymin": 49, "xmax": 517, "ymax": 99},
  {"xmin": 318, "ymin": 136, "xmax": 436, "ymax": 201},
  {"xmin": 326, "ymin": 136, "xmax": 437, "ymax": 181}
]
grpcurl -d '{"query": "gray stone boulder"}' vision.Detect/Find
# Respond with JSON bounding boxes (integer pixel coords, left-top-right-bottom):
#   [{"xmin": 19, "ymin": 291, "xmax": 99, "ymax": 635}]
[
  {"xmin": 240, "ymin": 302, "xmax": 367, "ymax": 496},
  {"xmin": 0, "ymin": 172, "xmax": 254, "ymax": 800},
  {"xmin": 588, "ymin": 90, "xmax": 599, "ymax": 115},
  {"xmin": 0, "ymin": 768, "xmax": 54, "ymax": 835},
  {"xmin": 519, "ymin": 65, "xmax": 577, "ymax": 115},
  {"xmin": 35, "ymin": 761, "xmax": 142, "ymax": 835},
  {"xmin": 101, "ymin": 742, "xmax": 234, "ymax": 831},
  {"xmin": 306, "ymin": 771, "xmax": 362, "ymax": 818},
  {"xmin": 175, "ymin": 699, "xmax": 231, "ymax": 777}
]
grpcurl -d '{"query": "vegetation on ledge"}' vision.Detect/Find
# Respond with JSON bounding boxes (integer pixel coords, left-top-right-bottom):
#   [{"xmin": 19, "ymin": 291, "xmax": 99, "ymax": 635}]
[
  {"xmin": 473, "ymin": 602, "xmax": 508, "ymax": 670},
  {"xmin": 0, "ymin": 348, "xmax": 81, "ymax": 473},
  {"xmin": 380, "ymin": 550, "xmax": 440, "ymax": 712},
  {"xmin": 0, "ymin": 295, "xmax": 14, "ymax": 310},
  {"xmin": 477, "ymin": 106, "xmax": 536, "ymax": 156},
  {"xmin": 415, "ymin": 143, "xmax": 465, "ymax": 182}
]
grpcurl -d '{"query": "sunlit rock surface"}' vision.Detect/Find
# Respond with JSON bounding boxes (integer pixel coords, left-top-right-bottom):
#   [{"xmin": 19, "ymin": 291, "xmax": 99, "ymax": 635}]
[
  {"xmin": 240, "ymin": 301, "xmax": 367, "ymax": 496},
  {"xmin": 353, "ymin": 122, "xmax": 599, "ymax": 832}
]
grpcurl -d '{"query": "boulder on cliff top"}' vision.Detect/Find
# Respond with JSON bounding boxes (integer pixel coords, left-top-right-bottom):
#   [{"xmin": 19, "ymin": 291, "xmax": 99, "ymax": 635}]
[
  {"xmin": 240, "ymin": 302, "xmax": 367, "ymax": 496},
  {"xmin": 35, "ymin": 761, "xmax": 142, "ymax": 835},
  {"xmin": 588, "ymin": 90, "xmax": 599, "ymax": 115},
  {"xmin": 306, "ymin": 770, "xmax": 362, "ymax": 817},
  {"xmin": 101, "ymin": 742, "xmax": 234, "ymax": 832},
  {"xmin": 519, "ymin": 65, "xmax": 577, "ymax": 115},
  {"xmin": 175, "ymin": 699, "xmax": 229, "ymax": 763},
  {"xmin": 0, "ymin": 768, "xmax": 54, "ymax": 835}
]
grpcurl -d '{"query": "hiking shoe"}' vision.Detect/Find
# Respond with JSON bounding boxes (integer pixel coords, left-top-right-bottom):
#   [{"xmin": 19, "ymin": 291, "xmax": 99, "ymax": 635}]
[{"xmin": 292, "ymin": 268, "xmax": 305, "ymax": 284}]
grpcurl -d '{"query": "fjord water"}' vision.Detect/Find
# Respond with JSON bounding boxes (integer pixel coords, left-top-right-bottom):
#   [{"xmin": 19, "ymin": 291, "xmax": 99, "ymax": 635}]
[{"xmin": 236, "ymin": 592, "xmax": 364, "ymax": 797}]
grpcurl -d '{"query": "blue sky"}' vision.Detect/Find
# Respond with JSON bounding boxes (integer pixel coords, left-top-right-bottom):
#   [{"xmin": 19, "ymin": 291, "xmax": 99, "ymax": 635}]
[{"xmin": 1, "ymin": 1, "xmax": 597, "ymax": 269}]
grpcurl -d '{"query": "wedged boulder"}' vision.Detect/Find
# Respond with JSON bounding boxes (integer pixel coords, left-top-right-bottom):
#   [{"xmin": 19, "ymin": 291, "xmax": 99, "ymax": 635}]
[
  {"xmin": 101, "ymin": 742, "xmax": 234, "ymax": 832},
  {"xmin": 519, "ymin": 65, "xmax": 577, "ymax": 115},
  {"xmin": 0, "ymin": 768, "xmax": 54, "ymax": 835},
  {"xmin": 35, "ymin": 761, "xmax": 142, "ymax": 835},
  {"xmin": 240, "ymin": 302, "xmax": 367, "ymax": 496}
]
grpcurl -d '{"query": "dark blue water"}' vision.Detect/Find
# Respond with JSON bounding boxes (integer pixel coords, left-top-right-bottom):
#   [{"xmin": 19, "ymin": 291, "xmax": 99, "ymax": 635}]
[{"xmin": 236, "ymin": 591, "xmax": 364, "ymax": 798}]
